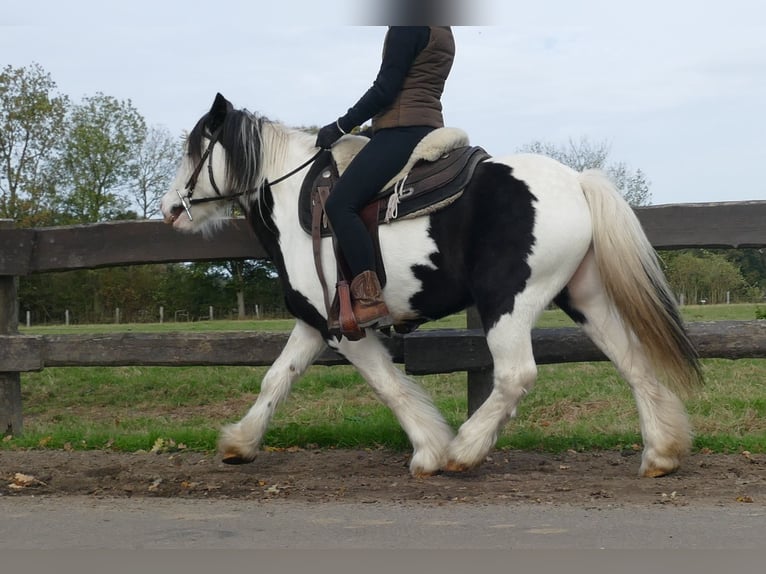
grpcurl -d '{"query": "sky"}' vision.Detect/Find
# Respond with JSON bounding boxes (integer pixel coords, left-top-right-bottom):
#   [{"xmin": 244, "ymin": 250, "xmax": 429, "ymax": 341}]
[{"xmin": 2, "ymin": 0, "xmax": 765, "ymax": 206}]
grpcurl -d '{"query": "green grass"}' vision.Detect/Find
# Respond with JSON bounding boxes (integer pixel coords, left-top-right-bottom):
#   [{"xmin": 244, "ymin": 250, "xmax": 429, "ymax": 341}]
[
  {"xmin": 20, "ymin": 303, "xmax": 762, "ymax": 334},
  {"xmin": 5, "ymin": 304, "xmax": 765, "ymax": 454},
  {"xmin": 19, "ymin": 318, "xmax": 297, "ymax": 335}
]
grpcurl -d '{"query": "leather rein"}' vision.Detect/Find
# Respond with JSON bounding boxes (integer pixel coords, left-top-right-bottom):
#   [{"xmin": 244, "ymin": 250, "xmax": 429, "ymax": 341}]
[{"xmin": 176, "ymin": 126, "xmax": 322, "ymax": 221}]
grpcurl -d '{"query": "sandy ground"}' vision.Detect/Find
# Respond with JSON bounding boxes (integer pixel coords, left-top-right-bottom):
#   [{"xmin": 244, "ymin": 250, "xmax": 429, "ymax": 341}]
[{"xmin": 2, "ymin": 447, "xmax": 764, "ymax": 506}]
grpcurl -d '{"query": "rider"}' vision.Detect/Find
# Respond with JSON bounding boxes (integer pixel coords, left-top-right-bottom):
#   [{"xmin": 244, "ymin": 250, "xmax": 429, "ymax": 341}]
[{"xmin": 315, "ymin": 25, "xmax": 455, "ymax": 329}]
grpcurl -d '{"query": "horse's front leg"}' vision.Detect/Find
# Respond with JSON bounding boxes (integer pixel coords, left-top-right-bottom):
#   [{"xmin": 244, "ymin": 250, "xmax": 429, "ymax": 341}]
[
  {"xmin": 218, "ymin": 320, "xmax": 326, "ymax": 464},
  {"xmin": 337, "ymin": 333, "xmax": 454, "ymax": 477}
]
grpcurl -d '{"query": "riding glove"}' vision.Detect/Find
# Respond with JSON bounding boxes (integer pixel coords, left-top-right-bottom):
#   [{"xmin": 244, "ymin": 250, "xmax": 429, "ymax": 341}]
[{"xmin": 315, "ymin": 121, "xmax": 345, "ymax": 149}]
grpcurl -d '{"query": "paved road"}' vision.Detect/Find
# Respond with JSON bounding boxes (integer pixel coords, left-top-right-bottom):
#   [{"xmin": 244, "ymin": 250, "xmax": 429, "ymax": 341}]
[{"xmin": 1, "ymin": 495, "xmax": 764, "ymax": 549}]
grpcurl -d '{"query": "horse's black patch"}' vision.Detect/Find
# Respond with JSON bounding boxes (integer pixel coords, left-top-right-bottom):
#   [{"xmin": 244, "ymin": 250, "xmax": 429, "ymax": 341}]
[
  {"xmin": 246, "ymin": 187, "xmax": 331, "ymax": 340},
  {"xmin": 554, "ymin": 288, "xmax": 587, "ymax": 325},
  {"xmin": 410, "ymin": 162, "xmax": 537, "ymax": 332}
]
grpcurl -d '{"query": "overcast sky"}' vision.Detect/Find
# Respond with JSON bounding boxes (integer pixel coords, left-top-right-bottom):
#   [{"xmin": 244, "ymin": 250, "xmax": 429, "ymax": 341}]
[{"xmin": 3, "ymin": 0, "xmax": 765, "ymax": 206}]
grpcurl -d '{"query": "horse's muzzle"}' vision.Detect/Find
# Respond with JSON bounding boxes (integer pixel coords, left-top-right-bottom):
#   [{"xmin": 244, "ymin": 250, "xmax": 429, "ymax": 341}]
[{"xmin": 164, "ymin": 204, "xmax": 185, "ymax": 225}]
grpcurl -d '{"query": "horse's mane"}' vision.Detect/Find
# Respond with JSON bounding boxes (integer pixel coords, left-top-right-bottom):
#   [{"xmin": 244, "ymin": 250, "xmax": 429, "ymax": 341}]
[{"xmin": 187, "ymin": 108, "xmax": 270, "ymax": 198}]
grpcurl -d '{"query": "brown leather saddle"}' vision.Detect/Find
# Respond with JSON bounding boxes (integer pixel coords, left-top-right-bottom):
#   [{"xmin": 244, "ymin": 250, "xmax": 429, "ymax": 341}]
[{"xmin": 298, "ymin": 144, "xmax": 490, "ymax": 339}]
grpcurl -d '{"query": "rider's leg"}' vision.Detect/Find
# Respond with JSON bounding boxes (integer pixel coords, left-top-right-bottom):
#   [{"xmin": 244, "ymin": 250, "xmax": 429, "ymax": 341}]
[{"xmin": 325, "ymin": 125, "xmax": 432, "ymax": 327}]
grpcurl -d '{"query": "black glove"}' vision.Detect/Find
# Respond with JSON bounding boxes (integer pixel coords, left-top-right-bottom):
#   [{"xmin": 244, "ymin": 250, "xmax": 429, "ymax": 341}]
[{"xmin": 315, "ymin": 121, "xmax": 344, "ymax": 149}]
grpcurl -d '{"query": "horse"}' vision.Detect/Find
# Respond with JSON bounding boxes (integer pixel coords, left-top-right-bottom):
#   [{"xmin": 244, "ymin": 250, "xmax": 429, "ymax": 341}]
[{"xmin": 160, "ymin": 93, "xmax": 703, "ymax": 479}]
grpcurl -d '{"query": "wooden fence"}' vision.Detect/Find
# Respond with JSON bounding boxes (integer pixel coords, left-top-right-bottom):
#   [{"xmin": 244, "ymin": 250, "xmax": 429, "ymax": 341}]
[{"xmin": 2, "ymin": 200, "xmax": 766, "ymax": 435}]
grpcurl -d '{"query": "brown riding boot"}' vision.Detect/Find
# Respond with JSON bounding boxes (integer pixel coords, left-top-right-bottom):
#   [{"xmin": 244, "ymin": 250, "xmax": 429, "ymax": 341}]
[{"xmin": 349, "ymin": 270, "xmax": 392, "ymax": 329}]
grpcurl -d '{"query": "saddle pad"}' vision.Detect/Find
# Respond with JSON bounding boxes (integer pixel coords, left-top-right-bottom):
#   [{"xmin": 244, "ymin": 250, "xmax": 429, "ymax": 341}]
[
  {"xmin": 298, "ymin": 145, "xmax": 490, "ymax": 237},
  {"xmin": 332, "ymin": 127, "xmax": 470, "ymax": 183}
]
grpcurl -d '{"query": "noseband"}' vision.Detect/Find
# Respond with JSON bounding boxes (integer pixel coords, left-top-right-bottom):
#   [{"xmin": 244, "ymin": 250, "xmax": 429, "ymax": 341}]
[
  {"xmin": 176, "ymin": 125, "xmax": 322, "ymax": 221},
  {"xmin": 175, "ymin": 126, "xmax": 238, "ymax": 221}
]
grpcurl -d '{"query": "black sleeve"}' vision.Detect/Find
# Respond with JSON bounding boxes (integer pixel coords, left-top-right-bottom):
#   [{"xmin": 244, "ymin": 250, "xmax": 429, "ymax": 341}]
[{"xmin": 337, "ymin": 26, "xmax": 430, "ymax": 132}]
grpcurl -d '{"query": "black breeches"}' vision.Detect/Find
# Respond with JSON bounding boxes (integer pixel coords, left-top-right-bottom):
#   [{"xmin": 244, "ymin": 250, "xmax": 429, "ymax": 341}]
[{"xmin": 325, "ymin": 125, "xmax": 433, "ymax": 277}]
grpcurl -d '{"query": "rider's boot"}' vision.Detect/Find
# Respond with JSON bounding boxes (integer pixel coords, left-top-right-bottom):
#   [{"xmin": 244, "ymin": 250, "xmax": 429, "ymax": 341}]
[{"xmin": 349, "ymin": 270, "xmax": 392, "ymax": 329}]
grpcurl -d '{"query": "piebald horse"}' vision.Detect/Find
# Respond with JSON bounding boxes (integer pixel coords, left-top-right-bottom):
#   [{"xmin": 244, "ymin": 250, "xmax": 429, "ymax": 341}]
[{"xmin": 161, "ymin": 93, "xmax": 702, "ymax": 478}]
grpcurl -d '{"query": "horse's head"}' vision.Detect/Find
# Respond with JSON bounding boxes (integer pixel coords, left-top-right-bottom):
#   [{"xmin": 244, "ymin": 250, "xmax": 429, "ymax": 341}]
[{"xmin": 161, "ymin": 93, "xmax": 263, "ymax": 234}]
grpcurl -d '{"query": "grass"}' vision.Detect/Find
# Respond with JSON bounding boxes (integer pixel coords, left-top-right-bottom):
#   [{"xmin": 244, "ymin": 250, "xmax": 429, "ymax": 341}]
[
  {"xmin": 19, "ymin": 303, "xmax": 762, "ymax": 334},
  {"xmin": 19, "ymin": 318, "xmax": 298, "ymax": 335},
  {"xmin": 4, "ymin": 304, "xmax": 765, "ymax": 455}
]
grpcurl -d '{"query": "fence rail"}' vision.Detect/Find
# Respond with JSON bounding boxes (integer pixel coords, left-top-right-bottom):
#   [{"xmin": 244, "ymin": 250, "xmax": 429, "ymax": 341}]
[
  {"xmin": 2, "ymin": 321, "xmax": 764, "ymax": 373},
  {"xmin": 2, "ymin": 200, "xmax": 766, "ymax": 435},
  {"xmin": 2, "ymin": 201, "xmax": 765, "ymax": 277}
]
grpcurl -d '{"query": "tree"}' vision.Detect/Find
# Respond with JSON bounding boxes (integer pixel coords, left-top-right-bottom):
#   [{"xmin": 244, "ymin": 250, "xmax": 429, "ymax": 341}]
[
  {"xmin": 607, "ymin": 165, "xmax": 651, "ymax": 207},
  {"xmin": 519, "ymin": 137, "xmax": 652, "ymax": 206},
  {"xmin": 130, "ymin": 125, "xmax": 182, "ymax": 219},
  {"xmin": 219, "ymin": 259, "xmax": 283, "ymax": 319},
  {"xmin": 0, "ymin": 63, "xmax": 69, "ymax": 225},
  {"xmin": 177, "ymin": 259, "xmax": 285, "ymax": 320},
  {"xmin": 155, "ymin": 263, "xmax": 230, "ymax": 320},
  {"xmin": 19, "ymin": 265, "xmax": 171, "ymax": 324},
  {"xmin": 721, "ymin": 248, "xmax": 766, "ymax": 295},
  {"xmin": 58, "ymin": 93, "xmax": 146, "ymax": 223},
  {"xmin": 662, "ymin": 250, "xmax": 747, "ymax": 304}
]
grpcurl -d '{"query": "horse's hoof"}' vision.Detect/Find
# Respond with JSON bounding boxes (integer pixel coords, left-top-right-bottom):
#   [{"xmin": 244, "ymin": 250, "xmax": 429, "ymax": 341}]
[
  {"xmin": 412, "ymin": 469, "xmax": 442, "ymax": 479},
  {"xmin": 640, "ymin": 453, "xmax": 681, "ymax": 478},
  {"xmin": 443, "ymin": 460, "xmax": 471, "ymax": 473},
  {"xmin": 221, "ymin": 452, "xmax": 256, "ymax": 465},
  {"xmin": 641, "ymin": 466, "xmax": 677, "ymax": 478}
]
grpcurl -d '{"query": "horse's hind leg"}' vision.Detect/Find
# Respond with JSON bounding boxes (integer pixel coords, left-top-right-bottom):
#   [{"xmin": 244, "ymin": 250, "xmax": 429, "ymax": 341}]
[
  {"xmin": 218, "ymin": 320, "xmax": 326, "ymax": 464},
  {"xmin": 562, "ymin": 250, "xmax": 692, "ymax": 477},
  {"xmin": 443, "ymin": 229, "xmax": 586, "ymax": 472},
  {"xmin": 337, "ymin": 333, "xmax": 454, "ymax": 477}
]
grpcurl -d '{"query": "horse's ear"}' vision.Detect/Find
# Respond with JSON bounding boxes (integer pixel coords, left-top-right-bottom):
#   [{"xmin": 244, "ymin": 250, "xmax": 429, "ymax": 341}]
[{"xmin": 209, "ymin": 93, "xmax": 233, "ymax": 131}]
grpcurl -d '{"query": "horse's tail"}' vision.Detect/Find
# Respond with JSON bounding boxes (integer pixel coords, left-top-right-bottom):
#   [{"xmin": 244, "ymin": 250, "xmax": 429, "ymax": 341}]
[{"xmin": 577, "ymin": 169, "xmax": 703, "ymax": 395}]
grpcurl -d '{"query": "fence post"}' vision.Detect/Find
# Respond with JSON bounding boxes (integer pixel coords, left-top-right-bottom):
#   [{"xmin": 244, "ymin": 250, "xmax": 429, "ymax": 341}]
[
  {"xmin": 0, "ymin": 220, "xmax": 23, "ymax": 436},
  {"xmin": 466, "ymin": 307, "xmax": 493, "ymax": 415}
]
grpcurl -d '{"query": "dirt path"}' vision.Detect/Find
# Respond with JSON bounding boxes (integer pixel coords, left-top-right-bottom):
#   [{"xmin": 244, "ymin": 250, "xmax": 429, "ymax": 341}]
[{"xmin": 2, "ymin": 448, "xmax": 764, "ymax": 506}]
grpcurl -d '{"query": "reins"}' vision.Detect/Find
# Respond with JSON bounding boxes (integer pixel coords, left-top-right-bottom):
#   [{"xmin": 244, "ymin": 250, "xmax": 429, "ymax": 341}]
[
  {"xmin": 177, "ymin": 126, "xmax": 322, "ymax": 221},
  {"xmin": 268, "ymin": 149, "xmax": 323, "ymax": 187}
]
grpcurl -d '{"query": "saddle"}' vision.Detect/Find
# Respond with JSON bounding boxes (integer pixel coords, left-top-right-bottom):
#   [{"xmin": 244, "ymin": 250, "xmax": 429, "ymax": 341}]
[{"xmin": 298, "ymin": 128, "xmax": 490, "ymax": 339}]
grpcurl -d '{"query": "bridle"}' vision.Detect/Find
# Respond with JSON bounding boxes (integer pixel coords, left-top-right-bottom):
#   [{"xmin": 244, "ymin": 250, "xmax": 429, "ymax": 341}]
[{"xmin": 176, "ymin": 125, "xmax": 322, "ymax": 221}]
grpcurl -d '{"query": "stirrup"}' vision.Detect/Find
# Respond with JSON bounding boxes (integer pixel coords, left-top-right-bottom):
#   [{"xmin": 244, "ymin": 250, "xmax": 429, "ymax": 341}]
[{"xmin": 337, "ymin": 280, "xmax": 365, "ymax": 340}]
